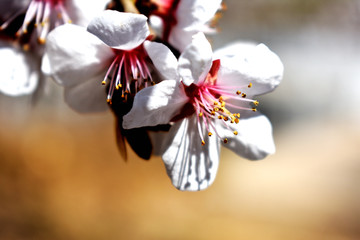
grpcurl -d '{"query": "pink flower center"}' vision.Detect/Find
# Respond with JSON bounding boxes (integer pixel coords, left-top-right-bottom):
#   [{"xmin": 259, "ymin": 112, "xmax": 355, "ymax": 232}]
[
  {"xmin": 0, "ymin": 0, "xmax": 71, "ymax": 44},
  {"xmin": 182, "ymin": 59, "xmax": 259, "ymax": 145},
  {"xmin": 102, "ymin": 45, "xmax": 153, "ymax": 104}
]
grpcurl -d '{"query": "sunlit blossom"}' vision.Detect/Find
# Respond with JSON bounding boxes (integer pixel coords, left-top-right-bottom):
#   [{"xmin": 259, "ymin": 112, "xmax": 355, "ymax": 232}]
[{"xmin": 123, "ymin": 33, "xmax": 283, "ymax": 191}]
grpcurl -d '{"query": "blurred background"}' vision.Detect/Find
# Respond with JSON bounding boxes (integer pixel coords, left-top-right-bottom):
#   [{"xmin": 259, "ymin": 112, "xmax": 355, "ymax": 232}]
[{"xmin": 1, "ymin": 0, "xmax": 360, "ymax": 239}]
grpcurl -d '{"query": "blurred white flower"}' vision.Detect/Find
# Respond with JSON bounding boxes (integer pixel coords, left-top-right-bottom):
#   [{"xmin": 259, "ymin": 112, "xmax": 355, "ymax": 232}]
[
  {"xmin": 138, "ymin": 0, "xmax": 222, "ymax": 51},
  {"xmin": 0, "ymin": 41, "xmax": 39, "ymax": 96},
  {"xmin": 123, "ymin": 33, "xmax": 283, "ymax": 191},
  {"xmin": 0, "ymin": 0, "xmax": 108, "ymax": 96}
]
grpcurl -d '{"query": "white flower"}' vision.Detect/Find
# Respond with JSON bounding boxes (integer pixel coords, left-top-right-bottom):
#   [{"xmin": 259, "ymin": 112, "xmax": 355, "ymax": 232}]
[
  {"xmin": 45, "ymin": 10, "xmax": 161, "ymax": 112},
  {"xmin": 0, "ymin": 0, "xmax": 108, "ymax": 96},
  {"xmin": 138, "ymin": 0, "xmax": 222, "ymax": 51},
  {"xmin": 122, "ymin": 33, "xmax": 283, "ymax": 191},
  {"xmin": 0, "ymin": 41, "xmax": 39, "ymax": 96}
]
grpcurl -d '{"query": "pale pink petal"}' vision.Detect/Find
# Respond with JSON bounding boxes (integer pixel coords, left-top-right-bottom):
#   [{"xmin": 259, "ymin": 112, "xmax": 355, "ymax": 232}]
[
  {"xmin": 178, "ymin": 32, "xmax": 213, "ymax": 86},
  {"xmin": 144, "ymin": 40, "xmax": 178, "ymax": 80},
  {"xmin": 46, "ymin": 24, "xmax": 114, "ymax": 87},
  {"xmin": 162, "ymin": 115, "xmax": 220, "ymax": 191},
  {"xmin": 122, "ymin": 80, "xmax": 188, "ymax": 129},
  {"xmin": 87, "ymin": 10, "xmax": 149, "ymax": 50}
]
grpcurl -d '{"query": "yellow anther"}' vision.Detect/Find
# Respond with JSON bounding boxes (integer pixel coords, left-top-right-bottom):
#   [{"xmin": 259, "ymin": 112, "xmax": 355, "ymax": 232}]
[
  {"xmin": 68, "ymin": 20, "xmax": 72, "ymax": 24},
  {"xmin": 242, "ymin": 93, "xmax": 247, "ymax": 98},
  {"xmin": 230, "ymin": 120, "xmax": 234, "ymax": 123},
  {"xmin": 252, "ymin": 107, "xmax": 257, "ymax": 112},
  {"xmin": 101, "ymin": 81, "xmax": 106, "ymax": 85},
  {"xmin": 253, "ymin": 100, "xmax": 259, "ymax": 106},
  {"xmin": 201, "ymin": 140, "xmax": 205, "ymax": 146},
  {"xmin": 223, "ymin": 116, "xmax": 229, "ymax": 121},
  {"xmin": 151, "ymin": 81, "xmax": 156, "ymax": 85},
  {"xmin": 214, "ymin": 101, "xmax": 218, "ymax": 105},
  {"xmin": 41, "ymin": 22, "xmax": 45, "ymax": 27},
  {"xmin": 199, "ymin": 112, "xmax": 203, "ymax": 117},
  {"xmin": 235, "ymin": 118, "xmax": 239, "ymax": 124},
  {"xmin": 236, "ymin": 113, "xmax": 240, "ymax": 118},
  {"xmin": 208, "ymin": 132, "xmax": 213, "ymax": 137},
  {"xmin": 233, "ymin": 131, "xmax": 238, "ymax": 135},
  {"xmin": 248, "ymin": 83, "xmax": 252, "ymax": 88},
  {"xmin": 218, "ymin": 115, "xmax": 223, "ymax": 119},
  {"xmin": 214, "ymin": 107, "xmax": 219, "ymax": 112},
  {"xmin": 211, "ymin": 111, "xmax": 215, "ymax": 116},
  {"xmin": 221, "ymin": 102, "xmax": 225, "ymax": 107},
  {"xmin": 38, "ymin": 38, "xmax": 46, "ymax": 44},
  {"xmin": 118, "ymin": 84, "xmax": 122, "ymax": 88},
  {"xmin": 219, "ymin": 96, "xmax": 223, "ymax": 102},
  {"xmin": 116, "ymin": 85, "xmax": 120, "ymax": 90},
  {"xmin": 236, "ymin": 90, "xmax": 241, "ymax": 95},
  {"xmin": 223, "ymin": 138, "xmax": 228, "ymax": 144},
  {"xmin": 22, "ymin": 44, "xmax": 30, "ymax": 51}
]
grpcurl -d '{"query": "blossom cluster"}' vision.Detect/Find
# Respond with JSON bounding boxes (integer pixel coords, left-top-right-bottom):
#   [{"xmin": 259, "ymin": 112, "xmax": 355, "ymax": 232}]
[{"xmin": 0, "ymin": 0, "xmax": 283, "ymax": 191}]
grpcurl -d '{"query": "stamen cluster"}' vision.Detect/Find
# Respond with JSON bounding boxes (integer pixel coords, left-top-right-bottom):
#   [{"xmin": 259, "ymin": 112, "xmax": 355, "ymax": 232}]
[
  {"xmin": 1, "ymin": 0, "xmax": 71, "ymax": 44},
  {"xmin": 184, "ymin": 60, "xmax": 259, "ymax": 146},
  {"xmin": 102, "ymin": 46, "xmax": 153, "ymax": 104}
]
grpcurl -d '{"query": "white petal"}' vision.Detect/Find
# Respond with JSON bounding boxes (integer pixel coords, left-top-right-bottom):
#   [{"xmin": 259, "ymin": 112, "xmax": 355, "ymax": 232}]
[
  {"xmin": 214, "ymin": 41, "xmax": 257, "ymax": 59},
  {"xmin": 178, "ymin": 32, "xmax": 213, "ymax": 86},
  {"xmin": 162, "ymin": 116, "xmax": 220, "ymax": 191},
  {"xmin": 148, "ymin": 15, "xmax": 163, "ymax": 37},
  {"xmin": 41, "ymin": 52, "xmax": 51, "ymax": 75},
  {"xmin": 87, "ymin": 10, "xmax": 149, "ymax": 50},
  {"xmin": 144, "ymin": 40, "xmax": 179, "ymax": 80},
  {"xmin": 217, "ymin": 43, "xmax": 284, "ymax": 96},
  {"xmin": 46, "ymin": 24, "xmax": 114, "ymax": 87},
  {"xmin": 148, "ymin": 130, "xmax": 171, "ymax": 156},
  {"xmin": 64, "ymin": 72, "xmax": 108, "ymax": 113},
  {"xmin": 168, "ymin": 28, "xmax": 195, "ymax": 53},
  {"xmin": 168, "ymin": 0, "xmax": 221, "ymax": 51},
  {"xmin": 175, "ymin": 0, "xmax": 222, "ymax": 30},
  {"xmin": 0, "ymin": 43, "xmax": 39, "ymax": 96},
  {"xmin": 67, "ymin": 0, "xmax": 108, "ymax": 26},
  {"xmin": 220, "ymin": 113, "xmax": 275, "ymax": 160},
  {"xmin": 123, "ymin": 80, "xmax": 188, "ymax": 129}
]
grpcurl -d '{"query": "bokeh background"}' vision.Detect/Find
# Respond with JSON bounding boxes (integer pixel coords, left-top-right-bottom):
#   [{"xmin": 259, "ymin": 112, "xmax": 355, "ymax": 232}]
[{"xmin": 1, "ymin": 0, "xmax": 360, "ymax": 239}]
